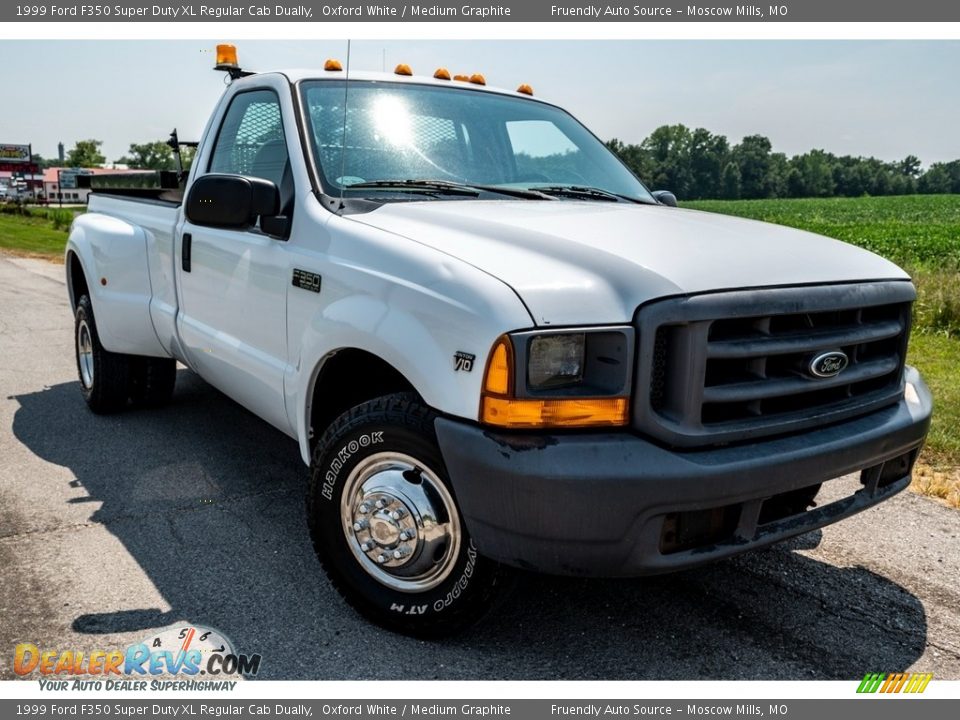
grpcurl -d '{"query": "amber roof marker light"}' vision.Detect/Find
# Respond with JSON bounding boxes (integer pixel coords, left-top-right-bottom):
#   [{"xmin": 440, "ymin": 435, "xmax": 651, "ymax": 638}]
[
  {"xmin": 394, "ymin": 63, "xmax": 413, "ymax": 76},
  {"xmin": 324, "ymin": 59, "xmax": 343, "ymax": 71}
]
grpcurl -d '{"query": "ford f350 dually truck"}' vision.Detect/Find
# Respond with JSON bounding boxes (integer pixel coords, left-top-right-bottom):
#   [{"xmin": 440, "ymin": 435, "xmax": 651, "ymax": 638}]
[{"xmin": 66, "ymin": 46, "xmax": 932, "ymax": 636}]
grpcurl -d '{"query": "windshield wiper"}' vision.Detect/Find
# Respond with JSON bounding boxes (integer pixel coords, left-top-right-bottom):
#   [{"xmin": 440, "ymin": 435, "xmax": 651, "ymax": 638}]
[
  {"xmin": 529, "ymin": 185, "xmax": 652, "ymax": 204},
  {"xmin": 344, "ymin": 179, "xmax": 479, "ymax": 197},
  {"xmin": 344, "ymin": 179, "xmax": 553, "ymax": 200}
]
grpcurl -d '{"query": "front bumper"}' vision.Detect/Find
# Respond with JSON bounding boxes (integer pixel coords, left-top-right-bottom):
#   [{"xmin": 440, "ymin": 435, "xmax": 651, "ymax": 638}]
[{"xmin": 435, "ymin": 366, "xmax": 932, "ymax": 576}]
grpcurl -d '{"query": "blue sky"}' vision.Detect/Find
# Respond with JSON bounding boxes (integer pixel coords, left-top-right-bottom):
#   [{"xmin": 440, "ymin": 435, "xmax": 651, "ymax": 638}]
[{"xmin": 1, "ymin": 40, "xmax": 957, "ymax": 166}]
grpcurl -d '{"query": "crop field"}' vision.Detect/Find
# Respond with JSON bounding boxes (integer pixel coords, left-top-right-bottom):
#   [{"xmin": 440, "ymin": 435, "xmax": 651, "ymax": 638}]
[
  {"xmin": 686, "ymin": 195, "xmax": 960, "ymax": 505},
  {"xmin": 686, "ymin": 195, "xmax": 960, "ymax": 272}
]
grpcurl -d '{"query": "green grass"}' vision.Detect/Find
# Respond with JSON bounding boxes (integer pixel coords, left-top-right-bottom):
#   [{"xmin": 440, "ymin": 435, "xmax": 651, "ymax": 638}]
[
  {"xmin": 907, "ymin": 334, "xmax": 960, "ymax": 506},
  {"xmin": 908, "ymin": 334, "xmax": 960, "ymax": 462},
  {"xmin": 0, "ymin": 212, "xmax": 71, "ymax": 258}
]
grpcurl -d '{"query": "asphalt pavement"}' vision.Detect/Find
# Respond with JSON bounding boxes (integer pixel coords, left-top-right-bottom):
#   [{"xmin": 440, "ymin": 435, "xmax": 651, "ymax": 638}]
[{"xmin": 1, "ymin": 252, "xmax": 958, "ymax": 681}]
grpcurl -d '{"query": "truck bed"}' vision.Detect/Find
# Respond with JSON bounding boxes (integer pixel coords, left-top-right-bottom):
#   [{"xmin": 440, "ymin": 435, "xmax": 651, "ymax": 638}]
[
  {"xmin": 91, "ymin": 188, "xmax": 184, "ymax": 205},
  {"xmin": 78, "ymin": 193, "xmax": 182, "ymax": 359}
]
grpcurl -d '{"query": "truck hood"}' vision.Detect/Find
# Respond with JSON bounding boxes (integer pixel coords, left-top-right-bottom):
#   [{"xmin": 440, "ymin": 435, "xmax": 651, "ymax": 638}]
[{"xmin": 352, "ymin": 201, "xmax": 910, "ymax": 326}]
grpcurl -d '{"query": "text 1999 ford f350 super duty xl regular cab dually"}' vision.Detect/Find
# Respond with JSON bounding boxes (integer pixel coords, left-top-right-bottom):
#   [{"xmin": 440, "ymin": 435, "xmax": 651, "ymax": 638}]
[{"xmin": 65, "ymin": 46, "xmax": 932, "ymax": 636}]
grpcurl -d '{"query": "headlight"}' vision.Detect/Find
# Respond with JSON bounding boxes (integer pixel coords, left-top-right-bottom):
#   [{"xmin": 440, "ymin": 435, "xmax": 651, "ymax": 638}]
[
  {"xmin": 528, "ymin": 333, "xmax": 585, "ymax": 390},
  {"xmin": 480, "ymin": 327, "xmax": 634, "ymax": 429}
]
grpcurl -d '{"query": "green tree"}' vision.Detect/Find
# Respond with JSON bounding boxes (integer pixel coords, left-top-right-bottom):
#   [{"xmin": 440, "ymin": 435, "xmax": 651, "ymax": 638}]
[
  {"xmin": 117, "ymin": 141, "xmax": 174, "ymax": 170},
  {"xmin": 65, "ymin": 139, "xmax": 105, "ymax": 168},
  {"xmin": 720, "ymin": 161, "xmax": 741, "ymax": 199},
  {"xmin": 919, "ymin": 163, "xmax": 954, "ymax": 194},
  {"xmin": 732, "ymin": 135, "xmax": 775, "ymax": 199},
  {"xmin": 790, "ymin": 150, "xmax": 837, "ymax": 197},
  {"xmin": 642, "ymin": 124, "xmax": 695, "ymax": 198},
  {"xmin": 688, "ymin": 128, "xmax": 730, "ymax": 199},
  {"xmin": 898, "ymin": 155, "xmax": 921, "ymax": 178}
]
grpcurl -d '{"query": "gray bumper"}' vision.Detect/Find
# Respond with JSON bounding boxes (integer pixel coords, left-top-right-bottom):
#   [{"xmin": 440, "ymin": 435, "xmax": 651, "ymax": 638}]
[{"xmin": 435, "ymin": 367, "xmax": 932, "ymax": 577}]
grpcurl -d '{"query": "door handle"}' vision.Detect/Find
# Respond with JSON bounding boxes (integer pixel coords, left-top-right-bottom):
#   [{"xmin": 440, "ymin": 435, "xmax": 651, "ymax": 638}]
[{"xmin": 182, "ymin": 233, "xmax": 192, "ymax": 272}]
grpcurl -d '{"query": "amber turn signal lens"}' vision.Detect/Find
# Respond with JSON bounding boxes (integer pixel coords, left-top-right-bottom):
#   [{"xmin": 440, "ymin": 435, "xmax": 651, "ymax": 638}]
[
  {"xmin": 215, "ymin": 44, "xmax": 238, "ymax": 68},
  {"xmin": 480, "ymin": 335, "xmax": 629, "ymax": 428},
  {"xmin": 483, "ymin": 337, "xmax": 513, "ymax": 396},
  {"xmin": 481, "ymin": 397, "xmax": 629, "ymax": 428}
]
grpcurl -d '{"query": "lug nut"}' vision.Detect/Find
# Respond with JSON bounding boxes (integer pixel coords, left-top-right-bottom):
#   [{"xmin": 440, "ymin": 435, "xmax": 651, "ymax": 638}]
[
  {"xmin": 352, "ymin": 520, "xmax": 368, "ymax": 532},
  {"xmin": 392, "ymin": 549, "xmax": 407, "ymax": 560},
  {"xmin": 376, "ymin": 554, "xmax": 388, "ymax": 564},
  {"xmin": 358, "ymin": 503, "xmax": 371, "ymax": 514},
  {"xmin": 390, "ymin": 508, "xmax": 406, "ymax": 520},
  {"xmin": 400, "ymin": 529, "xmax": 415, "ymax": 541},
  {"xmin": 376, "ymin": 498, "xmax": 389, "ymax": 509},
  {"xmin": 360, "ymin": 541, "xmax": 374, "ymax": 552}
]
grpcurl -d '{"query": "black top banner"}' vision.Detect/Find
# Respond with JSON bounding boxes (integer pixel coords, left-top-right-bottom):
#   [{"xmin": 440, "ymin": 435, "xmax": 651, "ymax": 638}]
[{"xmin": 6, "ymin": 0, "xmax": 960, "ymax": 22}]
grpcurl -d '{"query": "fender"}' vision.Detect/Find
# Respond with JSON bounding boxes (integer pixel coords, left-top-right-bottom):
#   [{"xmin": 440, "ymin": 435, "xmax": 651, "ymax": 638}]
[
  {"xmin": 66, "ymin": 213, "xmax": 169, "ymax": 358},
  {"xmin": 283, "ymin": 205, "xmax": 536, "ymax": 465},
  {"xmin": 288, "ymin": 296, "xmax": 527, "ymax": 465}
]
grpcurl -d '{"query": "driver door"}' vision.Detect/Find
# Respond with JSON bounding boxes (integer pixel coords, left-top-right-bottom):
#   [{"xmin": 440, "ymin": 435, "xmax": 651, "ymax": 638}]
[{"xmin": 177, "ymin": 88, "xmax": 293, "ymax": 433}]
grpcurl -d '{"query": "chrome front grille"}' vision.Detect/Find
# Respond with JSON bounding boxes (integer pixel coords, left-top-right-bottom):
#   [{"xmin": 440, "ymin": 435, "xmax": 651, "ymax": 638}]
[{"xmin": 634, "ymin": 282, "xmax": 915, "ymax": 447}]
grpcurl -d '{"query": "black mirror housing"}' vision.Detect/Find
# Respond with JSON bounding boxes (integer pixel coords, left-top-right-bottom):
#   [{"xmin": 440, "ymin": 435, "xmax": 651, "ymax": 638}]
[
  {"xmin": 652, "ymin": 190, "xmax": 678, "ymax": 207},
  {"xmin": 186, "ymin": 174, "xmax": 280, "ymax": 229}
]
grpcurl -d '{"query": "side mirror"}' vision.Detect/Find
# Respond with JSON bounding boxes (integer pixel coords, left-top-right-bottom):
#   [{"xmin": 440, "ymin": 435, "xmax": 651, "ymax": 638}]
[
  {"xmin": 186, "ymin": 174, "xmax": 280, "ymax": 230},
  {"xmin": 652, "ymin": 190, "xmax": 678, "ymax": 207}
]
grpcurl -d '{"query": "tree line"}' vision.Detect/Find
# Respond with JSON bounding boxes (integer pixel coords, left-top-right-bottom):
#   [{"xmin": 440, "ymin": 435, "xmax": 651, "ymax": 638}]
[
  {"xmin": 32, "ymin": 140, "xmax": 194, "ymax": 173},
  {"xmin": 41, "ymin": 132, "xmax": 960, "ymax": 200},
  {"xmin": 606, "ymin": 125, "xmax": 960, "ymax": 199}
]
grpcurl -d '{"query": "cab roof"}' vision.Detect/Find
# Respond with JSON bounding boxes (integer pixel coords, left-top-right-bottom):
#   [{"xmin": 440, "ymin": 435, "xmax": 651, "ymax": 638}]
[{"xmin": 238, "ymin": 68, "xmax": 547, "ymax": 104}]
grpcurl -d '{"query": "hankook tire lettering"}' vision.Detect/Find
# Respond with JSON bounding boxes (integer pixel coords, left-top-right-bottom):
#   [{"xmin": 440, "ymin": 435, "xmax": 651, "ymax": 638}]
[{"xmin": 321, "ymin": 432, "xmax": 384, "ymax": 500}]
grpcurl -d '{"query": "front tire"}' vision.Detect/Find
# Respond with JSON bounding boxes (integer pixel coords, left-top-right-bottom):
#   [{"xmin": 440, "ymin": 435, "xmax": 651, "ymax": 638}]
[{"xmin": 307, "ymin": 393, "xmax": 504, "ymax": 637}]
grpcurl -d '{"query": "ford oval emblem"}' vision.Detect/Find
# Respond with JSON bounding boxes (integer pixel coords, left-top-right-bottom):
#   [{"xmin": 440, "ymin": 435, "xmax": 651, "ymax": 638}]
[{"xmin": 809, "ymin": 350, "xmax": 849, "ymax": 378}]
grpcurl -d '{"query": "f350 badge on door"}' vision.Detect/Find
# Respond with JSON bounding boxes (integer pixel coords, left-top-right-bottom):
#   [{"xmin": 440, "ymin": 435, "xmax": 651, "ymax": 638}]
[{"xmin": 292, "ymin": 269, "xmax": 321, "ymax": 293}]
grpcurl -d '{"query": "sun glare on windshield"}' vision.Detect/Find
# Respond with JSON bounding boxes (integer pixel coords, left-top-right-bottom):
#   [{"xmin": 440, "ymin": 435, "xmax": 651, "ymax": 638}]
[{"xmin": 372, "ymin": 95, "xmax": 414, "ymax": 148}]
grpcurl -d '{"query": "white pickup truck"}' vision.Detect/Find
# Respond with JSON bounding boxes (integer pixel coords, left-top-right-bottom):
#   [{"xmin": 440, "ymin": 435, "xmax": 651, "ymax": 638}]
[{"xmin": 66, "ymin": 49, "xmax": 932, "ymax": 636}]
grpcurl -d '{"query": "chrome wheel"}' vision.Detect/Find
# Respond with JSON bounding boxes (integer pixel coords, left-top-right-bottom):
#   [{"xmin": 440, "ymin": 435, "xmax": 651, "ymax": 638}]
[
  {"xmin": 77, "ymin": 319, "xmax": 94, "ymax": 389},
  {"xmin": 341, "ymin": 451, "xmax": 461, "ymax": 593}
]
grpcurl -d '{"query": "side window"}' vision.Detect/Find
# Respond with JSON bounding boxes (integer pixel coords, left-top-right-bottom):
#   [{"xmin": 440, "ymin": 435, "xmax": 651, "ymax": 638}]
[{"xmin": 209, "ymin": 89, "xmax": 289, "ymax": 189}]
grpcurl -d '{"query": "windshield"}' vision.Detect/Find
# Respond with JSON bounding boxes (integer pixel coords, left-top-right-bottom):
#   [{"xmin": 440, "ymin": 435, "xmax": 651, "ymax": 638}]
[{"xmin": 299, "ymin": 80, "xmax": 654, "ymax": 202}]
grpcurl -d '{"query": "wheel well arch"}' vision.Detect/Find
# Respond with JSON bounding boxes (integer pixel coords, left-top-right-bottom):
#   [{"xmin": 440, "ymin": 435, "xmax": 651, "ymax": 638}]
[
  {"xmin": 67, "ymin": 251, "xmax": 89, "ymax": 312},
  {"xmin": 307, "ymin": 348, "xmax": 418, "ymax": 451}
]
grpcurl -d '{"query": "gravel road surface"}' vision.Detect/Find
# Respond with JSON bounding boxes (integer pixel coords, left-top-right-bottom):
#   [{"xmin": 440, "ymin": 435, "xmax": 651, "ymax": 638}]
[{"xmin": 1, "ymin": 253, "xmax": 958, "ymax": 681}]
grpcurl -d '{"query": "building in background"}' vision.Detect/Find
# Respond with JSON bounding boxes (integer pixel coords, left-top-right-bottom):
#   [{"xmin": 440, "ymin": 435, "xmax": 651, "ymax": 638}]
[
  {"xmin": 0, "ymin": 143, "xmax": 41, "ymax": 199},
  {"xmin": 42, "ymin": 167, "xmax": 153, "ymax": 204}
]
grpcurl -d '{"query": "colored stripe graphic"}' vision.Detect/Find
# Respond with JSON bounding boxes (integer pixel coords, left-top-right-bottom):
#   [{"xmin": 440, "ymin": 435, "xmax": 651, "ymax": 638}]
[
  {"xmin": 857, "ymin": 673, "xmax": 885, "ymax": 693},
  {"xmin": 856, "ymin": 672, "xmax": 932, "ymax": 694}
]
